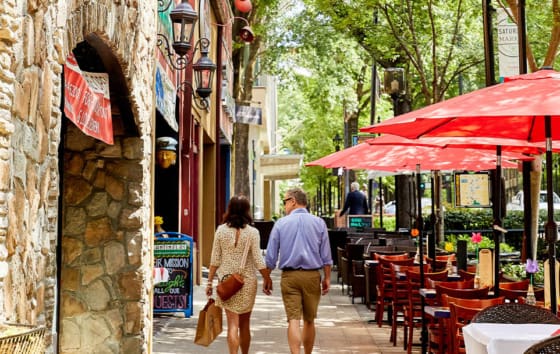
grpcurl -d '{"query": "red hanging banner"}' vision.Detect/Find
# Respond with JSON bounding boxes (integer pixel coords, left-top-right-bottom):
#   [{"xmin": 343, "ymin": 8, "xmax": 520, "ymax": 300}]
[{"xmin": 64, "ymin": 53, "xmax": 113, "ymax": 144}]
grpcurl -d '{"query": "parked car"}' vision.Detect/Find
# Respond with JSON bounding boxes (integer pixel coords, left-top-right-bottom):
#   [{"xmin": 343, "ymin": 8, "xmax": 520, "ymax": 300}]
[
  {"xmin": 383, "ymin": 200, "xmax": 396, "ymax": 215},
  {"xmin": 382, "ymin": 198, "xmax": 435, "ymax": 216},
  {"xmin": 506, "ymin": 190, "xmax": 560, "ymax": 211}
]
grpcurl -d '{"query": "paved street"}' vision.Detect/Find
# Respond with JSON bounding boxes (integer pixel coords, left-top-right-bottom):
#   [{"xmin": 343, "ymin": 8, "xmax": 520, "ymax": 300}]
[{"xmin": 153, "ymin": 269, "xmax": 420, "ymax": 354}]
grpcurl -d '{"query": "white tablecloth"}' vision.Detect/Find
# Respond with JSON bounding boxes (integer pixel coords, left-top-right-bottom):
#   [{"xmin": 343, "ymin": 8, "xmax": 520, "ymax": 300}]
[{"xmin": 463, "ymin": 323, "xmax": 560, "ymax": 354}]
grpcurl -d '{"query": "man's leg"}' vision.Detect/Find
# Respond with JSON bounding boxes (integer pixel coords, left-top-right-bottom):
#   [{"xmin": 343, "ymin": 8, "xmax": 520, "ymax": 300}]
[
  {"xmin": 287, "ymin": 319, "xmax": 302, "ymax": 354},
  {"xmin": 301, "ymin": 320, "xmax": 316, "ymax": 354}
]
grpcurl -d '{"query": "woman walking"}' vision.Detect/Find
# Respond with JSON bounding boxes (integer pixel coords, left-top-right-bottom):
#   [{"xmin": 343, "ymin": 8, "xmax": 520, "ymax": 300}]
[{"xmin": 206, "ymin": 195, "xmax": 272, "ymax": 354}]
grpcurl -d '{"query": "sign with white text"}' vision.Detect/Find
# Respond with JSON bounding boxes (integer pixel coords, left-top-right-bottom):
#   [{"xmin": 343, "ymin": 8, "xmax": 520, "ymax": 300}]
[
  {"xmin": 64, "ymin": 53, "xmax": 113, "ymax": 144},
  {"xmin": 153, "ymin": 233, "xmax": 193, "ymax": 317},
  {"xmin": 497, "ymin": 8, "xmax": 520, "ymax": 80}
]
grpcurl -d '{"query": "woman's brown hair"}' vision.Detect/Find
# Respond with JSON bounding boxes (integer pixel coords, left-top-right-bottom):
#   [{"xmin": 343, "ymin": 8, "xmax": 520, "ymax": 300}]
[{"xmin": 222, "ymin": 195, "xmax": 253, "ymax": 228}]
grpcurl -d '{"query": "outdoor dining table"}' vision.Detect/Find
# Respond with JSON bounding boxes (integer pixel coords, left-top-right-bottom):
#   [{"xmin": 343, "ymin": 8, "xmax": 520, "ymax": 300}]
[{"xmin": 463, "ymin": 323, "xmax": 560, "ymax": 354}]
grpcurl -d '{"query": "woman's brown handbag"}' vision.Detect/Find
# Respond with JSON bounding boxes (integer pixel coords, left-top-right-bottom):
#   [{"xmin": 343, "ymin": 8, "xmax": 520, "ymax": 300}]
[
  {"xmin": 194, "ymin": 298, "xmax": 223, "ymax": 346},
  {"xmin": 216, "ymin": 273, "xmax": 244, "ymax": 301},
  {"xmin": 216, "ymin": 232, "xmax": 250, "ymax": 301}
]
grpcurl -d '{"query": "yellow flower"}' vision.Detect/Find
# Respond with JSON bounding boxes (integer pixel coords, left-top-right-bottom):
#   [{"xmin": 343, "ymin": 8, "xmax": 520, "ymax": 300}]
[
  {"xmin": 444, "ymin": 242, "xmax": 454, "ymax": 252},
  {"xmin": 154, "ymin": 216, "xmax": 164, "ymax": 225}
]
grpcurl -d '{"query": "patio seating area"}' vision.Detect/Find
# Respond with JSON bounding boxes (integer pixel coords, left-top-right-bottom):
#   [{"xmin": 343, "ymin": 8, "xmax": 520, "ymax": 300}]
[{"xmin": 331, "ymin": 226, "xmax": 560, "ymax": 354}]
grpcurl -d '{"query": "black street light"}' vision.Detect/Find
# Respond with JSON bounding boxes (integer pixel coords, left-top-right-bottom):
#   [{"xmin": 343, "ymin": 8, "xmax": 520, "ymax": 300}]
[
  {"xmin": 157, "ymin": 0, "xmax": 217, "ymax": 109},
  {"xmin": 384, "ymin": 67, "xmax": 406, "ymax": 115}
]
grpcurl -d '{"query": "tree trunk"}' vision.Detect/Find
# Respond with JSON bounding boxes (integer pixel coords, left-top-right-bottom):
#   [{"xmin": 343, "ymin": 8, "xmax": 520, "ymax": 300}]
[
  {"xmin": 396, "ymin": 175, "xmax": 414, "ymax": 230},
  {"xmin": 233, "ymin": 122, "xmax": 250, "ymax": 197}
]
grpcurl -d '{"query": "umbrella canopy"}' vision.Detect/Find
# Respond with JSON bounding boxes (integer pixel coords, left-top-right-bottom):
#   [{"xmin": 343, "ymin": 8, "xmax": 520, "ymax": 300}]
[
  {"xmin": 306, "ymin": 137, "xmax": 530, "ymax": 171},
  {"xmin": 367, "ymin": 134, "xmax": 560, "ymax": 154},
  {"xmin": 359, "ymin": 69, "xmax": 560, "ymax": 313},
  {"xmin": 306, "ymin": 142, "xmax": 401, "ymax": 169},
  {"xmin": 361, "ymin": 70, "xmax": 560, "ymax": 142}
]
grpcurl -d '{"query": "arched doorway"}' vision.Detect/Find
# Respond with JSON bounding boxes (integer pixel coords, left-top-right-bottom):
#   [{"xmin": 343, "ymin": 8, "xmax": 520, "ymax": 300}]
[{"xmin": 57, "ymin": 37, "xmax": 148, "ymax": 353}]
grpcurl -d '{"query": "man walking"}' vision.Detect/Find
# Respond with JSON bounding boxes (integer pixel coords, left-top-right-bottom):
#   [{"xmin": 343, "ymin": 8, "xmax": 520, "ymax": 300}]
[
  {"xmin": 339, "ymin": 181, "xmax": 369, "ymax": 216},
  {"xmin": 264, "ymin": 187, "xmax": 332, "ymax": 354}
]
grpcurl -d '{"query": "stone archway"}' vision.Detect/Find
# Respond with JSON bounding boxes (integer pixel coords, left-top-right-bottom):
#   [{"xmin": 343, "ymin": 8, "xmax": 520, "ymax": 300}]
[
  {"xmin": 57, "ymin": 2, "xmax": 157, "ymax": 352},
  {"xmin": 58, "ymin": 38, "xmax": 149, "ymax": 353}
]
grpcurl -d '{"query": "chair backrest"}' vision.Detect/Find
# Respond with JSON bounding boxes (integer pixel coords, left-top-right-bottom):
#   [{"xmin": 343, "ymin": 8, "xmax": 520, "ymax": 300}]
[
  {"xmin": 406, "ymin": 268, "xmax": 448, "ymax": 290},
  {"xmin": 431, "ymin": 279, "xmax": 474, "ymax": 290},
  {"xmin": 336, "ymin": 247, "xmax": 346, "ymax": 268},
  {"xmin": 472, "ymin": 303, "xmax": 560, "ymax": 324},
  {"xmin": 442, "ymin": 294, "xmax": 505, "ymax": 308},
  {"xmin": 499, "ymin": 287, "xmax": 545, "ymax": 303},
  {"xmin": 374, "ymin": 252, "xmax": 409, "ymax": 261},
  {"xmin": 425, "ymin": 254, "xmax": 456, "ymax": 271},
  {"xmin": 458, "ymin": 269, "xmax": 475, "ymax": 281},
  {"xmin": 391, "ymin": 263, "xmax": 411, "ymax": 304},
  {"xmin": 436, "ymin": 254, "xmax": 456, "ymax": 261},
  {"xmin": 376, "ymin": 257, "xmax": 414, "ymax": 295},
  {"xmin": 523, "ymin": 334, "xmax": 560, "ymax": 354},
  {"xmin": 340, "ymin": 256, "xmax": 350, "ymax": 284},
  {"xmin": 449, "ymin": 302, "xmax": 483, "ymax": 354},
  {"xmin": 346, "ymin": 243, "xmax": 365, "ymax": 262},
  {"xmin": 352, "ymin": 259, "xmax": 365, "ymax": 276},
  {"xmin": 435, "ymin": 284, "xmax": 490, "ymax": 301},
  {"xmin": 499, "ymin": 279, "xmax": 530, "ymax": 290}
]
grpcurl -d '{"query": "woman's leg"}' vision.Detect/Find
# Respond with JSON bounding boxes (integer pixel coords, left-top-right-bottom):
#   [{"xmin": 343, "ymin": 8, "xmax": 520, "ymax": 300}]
[
  {"xmin": 225, "ymin": 309, "xmax": 240, "ymax": 354},
  {"xmin": 238, "ymin": 311, "xmax": 252, "ymax": 354}
]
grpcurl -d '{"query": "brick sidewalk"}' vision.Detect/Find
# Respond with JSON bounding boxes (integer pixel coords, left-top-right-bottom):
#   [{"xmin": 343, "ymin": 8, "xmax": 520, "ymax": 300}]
[{"xmin": 153, "ymin": 270, "xmax": 420, "ymax": 353}]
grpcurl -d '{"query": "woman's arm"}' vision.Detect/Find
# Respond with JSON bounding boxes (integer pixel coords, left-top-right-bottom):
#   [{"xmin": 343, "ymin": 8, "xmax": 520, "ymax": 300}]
[{"xmin": 205, "ymin": 265, "xmax": 218, "ymax": 296}]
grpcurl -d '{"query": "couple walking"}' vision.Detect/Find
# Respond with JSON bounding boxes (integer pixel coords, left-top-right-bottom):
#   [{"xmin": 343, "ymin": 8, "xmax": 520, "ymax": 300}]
[{"xmin": 206, "ymin": 187, "xmax": 333, "ymax": 354}]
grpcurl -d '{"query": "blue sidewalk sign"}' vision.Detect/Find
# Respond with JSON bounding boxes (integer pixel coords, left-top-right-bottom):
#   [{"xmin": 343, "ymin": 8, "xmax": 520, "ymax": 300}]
[{"xmin": 153, "ymin": 232, "xmax": 194, "ymax": 318}]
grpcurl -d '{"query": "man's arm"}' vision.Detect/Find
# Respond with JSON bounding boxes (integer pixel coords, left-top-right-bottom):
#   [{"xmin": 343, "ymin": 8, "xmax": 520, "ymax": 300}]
[{"xmin": 321, "ymin": 265, "xmax": 331, "ymax": 295}]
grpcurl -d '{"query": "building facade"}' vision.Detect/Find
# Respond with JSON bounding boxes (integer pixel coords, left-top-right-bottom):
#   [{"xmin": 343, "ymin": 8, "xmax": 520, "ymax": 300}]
[{"xmin": 1, "ymin": 0, "xmax": 229, "ymax": 352}]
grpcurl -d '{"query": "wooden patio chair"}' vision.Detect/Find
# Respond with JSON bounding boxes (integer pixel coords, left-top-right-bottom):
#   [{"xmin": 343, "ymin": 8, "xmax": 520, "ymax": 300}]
[
  {"xmin": 427, "ymin": 283, "xmax": 489, "ymax": 354},
  {"xmin": 404, "ymin": 268, "xmax": 447, "ymax": 354},
  {"xmin": 374, "ymin": 256, "xmax": 414, "ymax": 328},
  {"xmin": 444, "ymin": 294, "xmax": 506, "ymax": 353}
]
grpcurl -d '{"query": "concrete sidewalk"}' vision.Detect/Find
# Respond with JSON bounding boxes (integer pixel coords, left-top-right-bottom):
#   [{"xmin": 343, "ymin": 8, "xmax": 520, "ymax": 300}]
[{"xmin": 153, "ymin": 269, "xmax": 421, "ymax": 353}]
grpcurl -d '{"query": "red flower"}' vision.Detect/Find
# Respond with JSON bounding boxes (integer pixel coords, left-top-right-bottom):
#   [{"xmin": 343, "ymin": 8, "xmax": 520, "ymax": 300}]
[{"xmin": 471, "ymin": 232, "xmax": 482, "ymax": 244}]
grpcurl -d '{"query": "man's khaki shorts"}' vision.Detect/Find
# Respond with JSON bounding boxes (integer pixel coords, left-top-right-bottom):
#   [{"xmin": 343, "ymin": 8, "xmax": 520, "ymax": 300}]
[{"xmin": 280, "ymin": 270, "xmax": 321, "ymax": 322}]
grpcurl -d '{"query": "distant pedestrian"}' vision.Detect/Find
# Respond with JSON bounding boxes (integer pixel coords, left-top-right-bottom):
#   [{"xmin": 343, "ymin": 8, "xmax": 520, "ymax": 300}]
[
  {"xmin": 264, "ymin": 187, "xmax": 333, "ymax": 354},
  {"xmin": 206, "ymin": 195, "xmax": 272, "ymax": 354},
  {"xmin": 339, "ymin": 181, "xmax": 369, "ymax": 216}
]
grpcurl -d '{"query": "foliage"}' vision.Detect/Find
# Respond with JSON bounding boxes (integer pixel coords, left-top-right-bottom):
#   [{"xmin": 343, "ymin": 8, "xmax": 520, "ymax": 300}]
[
  {"xmin": 373, "ymin": 215, "xmax": 396, "ymax": 231},
  {"xmin": 501, "ymin": 262, "xmax": 545, "ymax": 285},
  {"xmin": 442, "ymin": 233, "xmax": 515, "ymax": 253}
]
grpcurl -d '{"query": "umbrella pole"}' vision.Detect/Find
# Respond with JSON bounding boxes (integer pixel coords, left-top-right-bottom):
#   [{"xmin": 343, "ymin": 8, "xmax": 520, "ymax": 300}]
[
  {"xmin": 545, "ymin": 115, "xmax": 557, "ymax": 314},
  {"xmin": 493, "ymin": 146, "xmax": 503, "ymax": 297},
  {"xmin": 416, "ymin": 165, "xmax": 427, "ymax": 354},
  {"xmin": 379, "ymin": 177, "xmax": 383, "ymax": 229}
]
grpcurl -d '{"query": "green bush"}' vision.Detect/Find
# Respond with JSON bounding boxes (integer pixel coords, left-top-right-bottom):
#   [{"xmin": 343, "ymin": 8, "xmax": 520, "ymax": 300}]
[
  {"xmin": 442, "ymin": 233, "xmax": 514, "ymax": 253},
  {"xmin": 373, "ymin": 216, "xmax": 396, "ymax": 231},
  {"xmin": 501, "ymin": 262, "xmax": 544, "ymax": 285}
]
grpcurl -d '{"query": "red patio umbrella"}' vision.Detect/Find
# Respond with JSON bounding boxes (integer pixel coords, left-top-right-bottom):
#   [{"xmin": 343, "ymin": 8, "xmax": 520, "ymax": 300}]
[
  {"xmin": 360, "ymin": 69, "xmax": 560, "ymax": 312},
  {"xmin": 306, "ymin": 137, "xmax": 529, "ymax": 171},
  {"xmin": 361, "ymin": 70, "xmax": 560, "ymax": 141}
]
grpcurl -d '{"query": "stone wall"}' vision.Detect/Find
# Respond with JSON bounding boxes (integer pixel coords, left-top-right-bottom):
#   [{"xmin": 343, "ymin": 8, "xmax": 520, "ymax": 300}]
[
  {"xmin": 60, "ymin": 125, "xmax": 148, "ymax": 353},
  {"xmin": 1, "ymin": 0, "xmax": 157, "ymax": 352}
]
